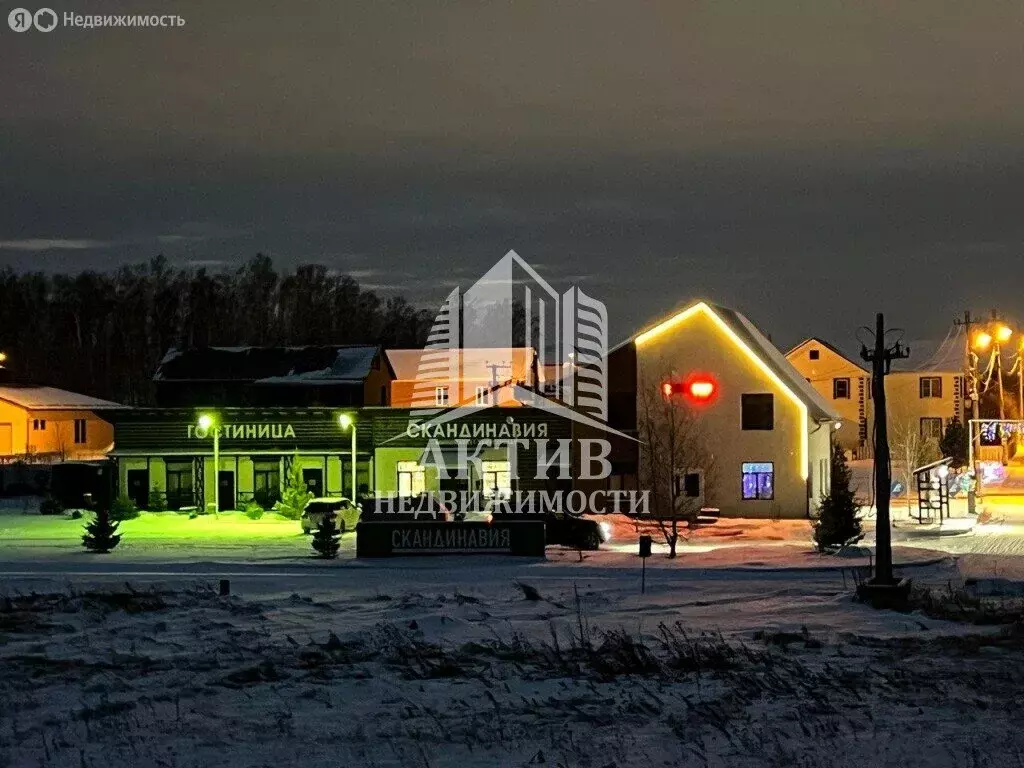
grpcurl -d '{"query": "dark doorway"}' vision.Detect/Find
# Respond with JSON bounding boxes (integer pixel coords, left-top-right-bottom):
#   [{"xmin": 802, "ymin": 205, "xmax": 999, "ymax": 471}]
[
  {"xmin": 302, "ymin": 467, "xmax": 323, "ymax": 498},
  {"xmin": 218, "ymin": 471, "xmax": 235, "ymax": 511},
  {"xmin": 126, "ymin": 469, "xmax": 149, "ymax": 509}
]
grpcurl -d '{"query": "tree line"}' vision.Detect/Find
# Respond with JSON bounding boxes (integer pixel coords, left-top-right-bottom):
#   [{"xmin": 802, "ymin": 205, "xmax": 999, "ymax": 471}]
[{"xmin": 0, "ymin": 255, "xmax": 435, "ymax": 405}]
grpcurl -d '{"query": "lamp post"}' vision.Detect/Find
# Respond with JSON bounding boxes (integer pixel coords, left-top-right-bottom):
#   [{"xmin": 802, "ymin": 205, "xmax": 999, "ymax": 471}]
[
  {"xmin": 198, "ymin": 413, "xmax": 219, "ymax": 514},
  {"xmin": 338, "ymin": 414, "xmax": 357, "ymax": 501}
]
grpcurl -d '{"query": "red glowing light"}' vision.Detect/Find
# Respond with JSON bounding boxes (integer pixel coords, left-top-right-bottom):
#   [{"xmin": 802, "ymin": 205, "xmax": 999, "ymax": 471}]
[{"xmin": 682, "ymin": 372, "xmax": 718, "ymax": 405}]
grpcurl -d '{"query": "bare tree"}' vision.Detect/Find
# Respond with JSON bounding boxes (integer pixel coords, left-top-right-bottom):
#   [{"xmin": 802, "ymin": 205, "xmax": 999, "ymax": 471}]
[
  {"xmin": 634, "ymin": 366, "xmax": 718, "ymax": 557},
  {"xmin": 887, "ymin": 401, "xmax": 940, "ymax": 515}
]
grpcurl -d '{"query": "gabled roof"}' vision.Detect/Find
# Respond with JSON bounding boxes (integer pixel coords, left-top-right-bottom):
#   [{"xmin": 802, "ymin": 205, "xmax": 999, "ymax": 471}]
[
  {"xmin": 0, "ymin": 385, "xmax": 125, "ymax": 410},
  {"xmin": 620, "ymin": 301, "xmax": 840, "ymax": 424},
  {"xmin": 155, "ymin": 346, "xmax": 385, "ymax": 384},
  {"xmin": 786, "ymin": 337, "xmax": 869, "ymax": 373}
]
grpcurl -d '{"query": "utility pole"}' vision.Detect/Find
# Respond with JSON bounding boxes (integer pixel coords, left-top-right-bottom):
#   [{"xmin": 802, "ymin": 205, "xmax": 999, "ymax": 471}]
[
  {"xmin": 860, "ymin": 313, "xmax": 910, "ymax": 586},
  {"xmin": 992, "ymin": 310, "xmax": 1008, "ymax": 423},
  {"xmin": 955, "ymin": 310, "xmax": 981, "ymax": 443}
]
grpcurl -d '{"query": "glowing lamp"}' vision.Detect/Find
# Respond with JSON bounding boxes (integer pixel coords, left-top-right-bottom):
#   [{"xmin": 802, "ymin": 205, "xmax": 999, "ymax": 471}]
[
  {"xmin": 661, "ymin": 382, "xmax": 674, "ymax": 398},
  {"xmin": 197, "ymin": 413, "xmax": 214, "ymax": 430},
  {"xmin": 974, "ymin": 331, "xmax": 992, "ymax": 350},
  {"xmin": 996, "ymin": 325, "xmax": 1013, "ymax": 343},
  {"xmin": 0, "ymin": 351, "xmax": 7, "ymax": 365},
  {"xmin": 682, "ymin": 373, "xmax": 718, "ymax": 405},
  {"xmin": 338, "ymin": 413, "xmax": 354, "ymax": 429},
  {"xmin": 688, "ymin": 380, "xmax": 715, "ymax": 400}
]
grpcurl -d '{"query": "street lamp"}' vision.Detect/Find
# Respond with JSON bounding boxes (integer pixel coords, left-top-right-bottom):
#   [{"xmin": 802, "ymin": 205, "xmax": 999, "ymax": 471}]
[
  {"xmin": 198, "ymin": 413, "xmax": 219, "ymax": 514},
  {"xmin": 338, "ymin": 414, "xmax": 357, "ymax": 501}
]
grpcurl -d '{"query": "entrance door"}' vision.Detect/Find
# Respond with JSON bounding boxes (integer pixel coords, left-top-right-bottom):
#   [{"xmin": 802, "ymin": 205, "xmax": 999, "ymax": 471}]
[
  {"xmin": 126, "ymin": 469, "xmax": 149, "ymax": 509},
  {"xmin": 218, "ymin": 471, "xmax": 235, "ymax": 511},
  {"xmin": 302, "ymin": 467, "xmax": 323, "ymax": 498}
]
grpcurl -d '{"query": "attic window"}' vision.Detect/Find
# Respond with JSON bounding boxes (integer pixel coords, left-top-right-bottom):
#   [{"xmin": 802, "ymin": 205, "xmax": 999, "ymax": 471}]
[{"xmin": 809, "ymin": 349, "xmax": 820, "ymax": 360}]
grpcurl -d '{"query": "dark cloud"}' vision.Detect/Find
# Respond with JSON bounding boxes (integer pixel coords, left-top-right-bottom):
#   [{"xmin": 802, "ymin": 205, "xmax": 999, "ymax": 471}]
[{"xmin": 2, "ymin": 1, "xmax": 1023, "ymax": 352}]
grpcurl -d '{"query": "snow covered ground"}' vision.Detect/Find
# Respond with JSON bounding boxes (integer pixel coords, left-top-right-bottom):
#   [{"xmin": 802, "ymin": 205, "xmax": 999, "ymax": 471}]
[
  {"xmin": 4, "ymin": 498, "xmax": 1024, "ymax": 766},
  {"xmin": 3, "ymin": 551, "xmax": 1024, "ymax": 767}
]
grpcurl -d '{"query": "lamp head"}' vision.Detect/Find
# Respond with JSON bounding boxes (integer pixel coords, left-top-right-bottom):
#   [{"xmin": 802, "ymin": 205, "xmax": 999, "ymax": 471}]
[
  {"xmin": 197, "ymin": 414, "xmax": 214, "ymax": 430},
  {"xmin": 996, "ymin": 325, "xmax": 1013, "ymax": 344},
  {"xmin": 974, "ymin": 331, "xmax": 992, "ymax": 351},
  {"xmin": 338, "ymin": 414, "xmax": 354, "ymax": 429}
]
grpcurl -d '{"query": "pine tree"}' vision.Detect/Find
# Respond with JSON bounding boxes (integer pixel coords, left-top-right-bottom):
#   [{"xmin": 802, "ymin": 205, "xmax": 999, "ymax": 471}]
[
  {"xmin": 940, "ymin": 418, "xmax": 969, "ymax": 468},
  {"xmin": 275, "ymin": 453, "xmax": 313, "ymax": 520},
  {"xmin": 813, "ymin": 444, "xmax": 863, "ymax": 553},
  {"xmin": 82, "ymin": 507, "xmax": 122, "ymax": 553},
  {"xmin": 311, "ymin": 511, "xmax": 341, "ymax": 559}
]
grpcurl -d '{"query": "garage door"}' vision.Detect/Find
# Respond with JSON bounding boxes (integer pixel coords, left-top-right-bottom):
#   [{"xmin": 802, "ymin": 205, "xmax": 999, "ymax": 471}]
[{"xmin": 0, "ymin": 423, "xmax": 12, "ymax": 455}]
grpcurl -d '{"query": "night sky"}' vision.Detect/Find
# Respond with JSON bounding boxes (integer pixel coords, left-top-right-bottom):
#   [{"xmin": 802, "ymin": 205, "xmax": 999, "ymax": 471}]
[{"xmin": 3, "ymin": 1, "xmax": 1023, "ymax": 350}]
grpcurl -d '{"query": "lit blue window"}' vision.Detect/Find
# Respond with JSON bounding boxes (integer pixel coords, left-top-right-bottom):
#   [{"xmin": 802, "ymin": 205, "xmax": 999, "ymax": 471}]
[{"xmin": 742, "ymin": 462, "xmax": 774, "ymax": 500}]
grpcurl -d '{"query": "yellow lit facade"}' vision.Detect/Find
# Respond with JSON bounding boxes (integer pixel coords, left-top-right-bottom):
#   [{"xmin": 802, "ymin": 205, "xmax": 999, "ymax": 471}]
[
  {"xmin": 629, "ymin": 302, "xmax": 838, "ymax": 518},
  {"xmin": 786, "ymin": 338, "xmax": 965, "ymax": 457}
]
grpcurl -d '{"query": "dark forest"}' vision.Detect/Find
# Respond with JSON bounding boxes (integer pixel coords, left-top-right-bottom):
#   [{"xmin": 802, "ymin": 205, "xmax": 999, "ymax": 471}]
[{"xmin": 0, "ymin": 255, "xmax": 434, "ymax": 405}]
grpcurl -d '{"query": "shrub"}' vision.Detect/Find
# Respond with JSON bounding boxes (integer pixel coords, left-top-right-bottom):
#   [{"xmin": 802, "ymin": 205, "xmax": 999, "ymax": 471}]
[
  {"xmin": 813, "ymin": 443, "xmax": 863, "ymax": 553},
  {"xmin": 147, "ymin": 486, "xmax": 166, "ymax": 511},
  {"xmin": 311, "ymin": 512, "xmax": 341, "ymax": 559},
  {"xmin": 70, "ymin": 509, "xmax": 83, "ymax": 520},
  {"xmin": 39, "ymin": 495, "xmax": 63, "ymax": 516},
  {"xmin": 82, "ymin": 507, "xmax": 122, "ymax": 553},
  {"xmin": 109, "ymin": 495, "xmax": 140, "ymax": 522},
  {"xmin": 243, "ymin": 501, "xmax": 265, "ymax": 520}
]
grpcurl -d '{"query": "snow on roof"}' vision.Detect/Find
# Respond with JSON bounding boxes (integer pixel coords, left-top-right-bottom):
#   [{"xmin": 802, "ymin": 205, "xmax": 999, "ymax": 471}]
[
  {"xmin": 0, "ymin": 386, "xmax": 125, "ymax": 410},
  {"xmin": 387, "ymin": 348, "xmax": 535, "ymax": 382},
  {"xmin": 155, "ymin": 346, "xmax": 382, "ymax": 383}
]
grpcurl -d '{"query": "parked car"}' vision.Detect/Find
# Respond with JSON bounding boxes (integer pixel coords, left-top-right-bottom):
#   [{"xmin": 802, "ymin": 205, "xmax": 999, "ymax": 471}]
[
  {"xmin": 543, "ymin": 514, "xmax": 612, "ymax": 550},
  {"xmin": 359, "ymin": 493, "xmax": 454, "ymax": 521},
  {"xmin": 301, "ymin": 497, "xmax": 361, "ymax": 534}
]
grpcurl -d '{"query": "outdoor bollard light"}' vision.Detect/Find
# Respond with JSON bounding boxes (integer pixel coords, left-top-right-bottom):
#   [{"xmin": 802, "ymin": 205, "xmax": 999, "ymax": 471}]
[
  {"xmin": 639, "ymin": 535, "xmax": 652, "ymax": 594},
  {"xmin": 198, "ymin": 413, "xmax": 220, "ymax": 514},
  {"xmin": 339, "ymin": 414, "xmax": 357, "ymax": 501}
]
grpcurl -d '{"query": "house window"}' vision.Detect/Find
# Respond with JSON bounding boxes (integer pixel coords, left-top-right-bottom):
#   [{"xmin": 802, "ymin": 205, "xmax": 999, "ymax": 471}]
[
  {"xmin": 475, "ymin": 386, "xmax": 489, "ymax": 406},
  {"xmin": 741, "ymin": 394, "xmax": 774, "ymax": 430},
  {"xmin": 397, "ymin": 460, "xmax": 426, "ymax": 497},
  {"xmin": 73, "ymin": 418, "xmax": 87, "ymax": 444},
  {"xmin": 675, "ymin": 471, "xmax": 702, "ymax": 498},
  {"xmin": 481, "ymin": 460, "xmax": 512, "ymax": 500},
  {"xmin": 741, "ymin": 462, "xmax": 775, "ymax": 500},
  {"xmin": 165, "ymin": 462, "xmax": 194, "ymax": 509},
  {"xmin": 920, "ymin": 417, "xmax": 943, "ymax": 440},
  {"xmin": 833, "ymin": 378, "xmax": 850, "ymax": 399},
  {"xmin": 919, "ymin": 377, "xmax": 942, "ymax": 398},
  {"xmin": 32, "ymin": 419, "xmax": 46, "ymax": 430},
  {"xmin": 253, "ymin": 461, "xmax": 281, "ymax": 507},
  {"xmin": 809, "ymin": 349, "xmax": 820, "ymax": 360},
  {"xmin": 435, "ymin": 386, "xmax": 449, "ymax": 407}
]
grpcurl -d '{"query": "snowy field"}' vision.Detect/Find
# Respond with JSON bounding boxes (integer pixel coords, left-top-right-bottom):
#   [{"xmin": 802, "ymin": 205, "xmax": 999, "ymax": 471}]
[
  {"xmin": 4, "ymin": 498, "xmax": 1024, "ymax": 767},
  {"xmin": 3, "ymin": 550, "xmax": 1024, "ymax": 768}
]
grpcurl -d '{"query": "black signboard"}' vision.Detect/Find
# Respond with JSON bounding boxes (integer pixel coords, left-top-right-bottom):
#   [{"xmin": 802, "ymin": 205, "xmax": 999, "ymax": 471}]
[{"xmin": 356, "ymin": 520, "xmax": 546, "ymax": 558}]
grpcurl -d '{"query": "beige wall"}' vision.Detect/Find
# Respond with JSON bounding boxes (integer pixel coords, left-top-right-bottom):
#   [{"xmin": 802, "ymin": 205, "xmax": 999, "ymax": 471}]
[
  {"xmin": 786, "ymin": 341, "xmax": 868, "ymax": 453},
  {"xmin": 0, "ymin": 401, "xmax": 115, "ymax": 460},
  {"xmin": 636, "ymin": 310, "xmax": 829, "ymax": 519},
  {"xmin": 788, "ymin": 341, "xmax": 965, "ymax": 453}
]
